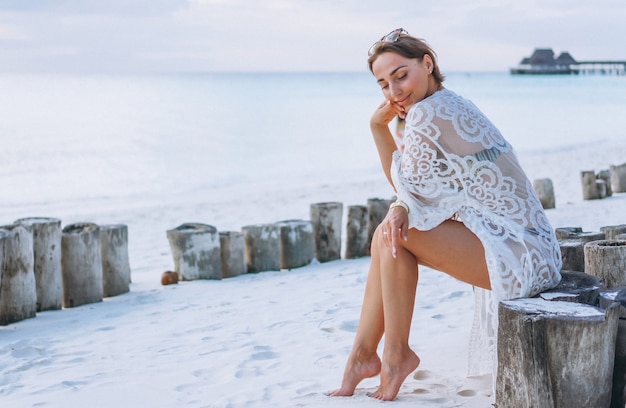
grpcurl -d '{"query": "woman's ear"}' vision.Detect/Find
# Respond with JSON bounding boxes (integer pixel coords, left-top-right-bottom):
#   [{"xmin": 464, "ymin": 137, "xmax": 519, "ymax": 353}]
[{"xmin": 422, "ymin": 54, "xmax": 434, "ymax": 72}]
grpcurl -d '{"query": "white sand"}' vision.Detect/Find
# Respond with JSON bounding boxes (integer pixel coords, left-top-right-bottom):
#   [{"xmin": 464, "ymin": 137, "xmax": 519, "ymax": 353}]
[{"xmin": 1, "ymin": 141, "xmax": 625, "ymax": 408}]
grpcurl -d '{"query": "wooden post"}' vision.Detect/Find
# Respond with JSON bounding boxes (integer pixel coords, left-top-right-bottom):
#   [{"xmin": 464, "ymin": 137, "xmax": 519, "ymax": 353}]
[
  {"xmin": 574, "ymin": 231, "xmax": 606, "ymax": 242},
  {"xmin": 310, "ymin": 202, "xmax": 343, "ymax": 263},
  {"xmin": 611, "ymin": 162, "xmax": 626, "ymax": 193},
  {"xmin": 554, "ymin": 226, "xmax": 582, "ymax": 240},
  {"xmin": 533, "ymin": 178, "xmax": 556, "ymax": 209},
  {"xmin": 241, "ymin": 223, "xmax": 280, "ymax": 273},
  {"xmin": 0, "ymin": 229, "xmax": 4, "ymax": 297},
  {"xmin": 597, "ymin": 179, "xmax": 608, "ymax": 199},
  {"xmin": 601, "ymin": 224, "xmax": 626, "ymax": 241},
  {"xmin": 166, "ymin": 223, "xmax": 222, "ymax": 281},
  {"xmin": 345, "ymin": 205, "xmax": 368, "ymax": 259},
  {"xmin": 581, "ymin": 170, "xmax": 600, "ymax": 200},
  {"xmin": 558, "ymin": 231, "xmax": 606, "ymax": 273},
  {"xmin": 585, "ymin": 240, "xmax": 626, "ymax": 289},
  {"xmin": 559, "ymin": 240, "xmax": 585, "ymax": 272},
  {"xmin": 599, "ymin": 288, "xmax": 626, "ymax": 408},
  {"xmin": 275, "ymin": 219, "xmax": 315, "ymax": 270},
  {"xmin": 219, "ymin": 231, "xmax": 246, "ymax": 278},
  {"xmin": 538, "ymin": 270, "xmax": 601, "ymax": 305},
  {"xmin": 15, "ymin": 217, "xmax": 62, "ymax": 311},
  {"xmin": 100, "ymin": 224, "xmax": 131, "ymax": 297},
  {"xmin": 496, "ymin": 298, "xmax": 618, "ymax": 408},
  {"xmin": 598, "ymin": 169, "xmax": 613, "ymax": 197},
  {"xmin": 0, "ymin": 224, "xmax": 37, "ymax": 325},
  {"xmin": 62, "ymin": 223, "xmax": 103, "ymax": 308},
  {"xmin": 366, "ymin": 198, "xmax": 391, "ymax": 255}
]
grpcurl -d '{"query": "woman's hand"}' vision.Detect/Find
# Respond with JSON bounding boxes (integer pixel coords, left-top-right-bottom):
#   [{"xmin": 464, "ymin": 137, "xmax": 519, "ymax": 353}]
[
  {"xmin": 371, "ymin": 99, "xmax": 406, "ymax": 129},
  {"xmin": 381, "ymin": 206, "xmax": 409, "ymax": 258}
]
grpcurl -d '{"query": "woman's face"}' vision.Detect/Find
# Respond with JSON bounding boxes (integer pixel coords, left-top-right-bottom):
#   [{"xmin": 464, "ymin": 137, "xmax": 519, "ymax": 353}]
[{"xmin": 371, "ymin": 52, "xmax": 433, "ymax": 113}]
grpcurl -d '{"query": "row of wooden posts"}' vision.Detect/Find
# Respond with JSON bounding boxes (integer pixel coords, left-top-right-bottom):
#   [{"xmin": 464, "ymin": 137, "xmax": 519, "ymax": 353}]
[
  {"xmin": 3, "ymin": 199, "xmax": 626, "ymax": 406},
  {"xmin": 532, "ymin": 162, "xmax": 626, "ymax": 209},
  {"xmin": 0, "ymin": 218, "xmax": 131, "ymax": 326},
  {"xmin": 497, "ymin": 224, "xmax": 626, "ymax": 408},
  {"xmin": 165, "ymin": 199, "xmax": 392, "ymax": 282},
  {"xmin": 581, "ymin": 162, "xmax": 626, "ymax": 201}
]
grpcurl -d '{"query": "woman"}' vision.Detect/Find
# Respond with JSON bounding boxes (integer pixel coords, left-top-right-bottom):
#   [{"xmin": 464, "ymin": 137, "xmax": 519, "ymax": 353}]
[{"xmin": 330, "ymin": 29, "xmax": 562, "ymax": 401}]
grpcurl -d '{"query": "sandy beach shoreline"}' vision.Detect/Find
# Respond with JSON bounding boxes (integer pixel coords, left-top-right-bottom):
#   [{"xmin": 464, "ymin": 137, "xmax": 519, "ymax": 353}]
[{"xmin": 1, "ymin": 141, "xmax": 626, "ymax": 407}]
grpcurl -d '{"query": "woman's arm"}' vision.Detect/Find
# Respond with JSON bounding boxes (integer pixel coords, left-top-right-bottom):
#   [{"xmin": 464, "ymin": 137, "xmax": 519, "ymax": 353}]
[
  {"xmin": 370, "ymin": 100, "xmax": 411, "ymax": 256},
  {"xmin": 371, "ymin": 100, "xmax": 404, "ymax": 189}
]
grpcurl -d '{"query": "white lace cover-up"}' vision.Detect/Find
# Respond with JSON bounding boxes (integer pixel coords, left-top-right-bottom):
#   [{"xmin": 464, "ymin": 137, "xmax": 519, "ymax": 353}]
[{"xmin": 390, "ymin": 88, "xmax": 562, "ymax": 376}]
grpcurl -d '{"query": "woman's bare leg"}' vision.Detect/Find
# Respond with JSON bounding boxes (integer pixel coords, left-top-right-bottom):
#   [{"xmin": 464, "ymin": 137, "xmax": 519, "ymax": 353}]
[
  {"xmin": 402, "ymin": 219, "xmax": 490, "ymax": 290},
  {"xmin": 331, "ymin": 219, "xmax": 489, "ymax": 400},
  {"xmin": 370, "ymin": 220, "xmax": 489, "ymax": 400},
  {"xmin": 369, "ymin": 230, "xmax": 420, "ymax": 401},
  {"xmin": 329, "ymin": 230, "xmax": 387, "ymax": 396}
]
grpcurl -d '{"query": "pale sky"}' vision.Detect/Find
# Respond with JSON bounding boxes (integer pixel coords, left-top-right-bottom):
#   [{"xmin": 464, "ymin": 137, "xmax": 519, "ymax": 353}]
[{"xmin": 1, "ymin": 0, "xmax": 625, "ymax": 74}]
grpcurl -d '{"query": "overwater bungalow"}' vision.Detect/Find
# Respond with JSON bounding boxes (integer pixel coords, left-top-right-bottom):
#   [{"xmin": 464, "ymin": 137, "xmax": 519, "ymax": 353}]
[
  {"xmin": 510, "ymin": 48, "xmax": 576, "ymax": 75},
  {"xmin": 511, "ymin": 48, "xmax": 626, "ymax": 75}
]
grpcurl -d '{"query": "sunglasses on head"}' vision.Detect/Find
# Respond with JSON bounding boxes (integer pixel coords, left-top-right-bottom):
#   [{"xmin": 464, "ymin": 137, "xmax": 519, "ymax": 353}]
[{"xmin": 368, "ymin": 28, "xmax": 409, "ymax": 56}]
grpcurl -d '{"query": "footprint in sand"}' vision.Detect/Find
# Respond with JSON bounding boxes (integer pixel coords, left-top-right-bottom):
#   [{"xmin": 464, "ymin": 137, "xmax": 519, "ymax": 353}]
[
  {"xmin": 413, "ymin": 370, "xmax": 433, "ymax": 380},
  {"xmin": 339, "ymin": 320, "xmax": 359, "ymax": 332},
  {"xmin": 251, "ymin": 345, "xmax": 278, "ymax": 360},
  {"xmin": 457, "ymin": 389, "xmax": 477, "ymax": 397},
  {"xmin": 447, "ymin": 290, "xmax": 466, "ymax": 299},
  {"xmin": 313, "ymin": 354, "xmax": 336, "ymax": 369},
  {"xmin": 251, "ymin": 350, "xmax": 279, "ymax": 360},
  {"xmin": 235, "ymin": 366, "xmax": 263, "ymax": 378}
]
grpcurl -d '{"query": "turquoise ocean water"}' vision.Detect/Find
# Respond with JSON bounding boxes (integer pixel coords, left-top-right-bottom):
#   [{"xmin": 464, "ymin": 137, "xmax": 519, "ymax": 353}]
[{"xmin": 1, "ymin": 71, "xmax": 625, "ymax": 212}]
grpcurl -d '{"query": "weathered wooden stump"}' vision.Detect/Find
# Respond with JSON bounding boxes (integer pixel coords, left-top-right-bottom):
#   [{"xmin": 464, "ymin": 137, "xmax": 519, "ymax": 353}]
[
  {"xmin": 166, "ymin": 223, "xmax": 222, "ymax": 281},
  {"xmin": 597, "ymin": 179, "xmax": 608, "ymax": 199},
  {"xmin": 574, "ymin": 231, "xmax": 606, "ymax": 242},
  {"xmin": 557, "ymin": 230, "xmax": 606, "ymax": 273},
  {"xmin": 345, "ymin": 205, "xmax": 368, "ymax": 259},
  {"xmin": 559, "ymin": 240, "xmax": 586, "ymax": 272},
  {"xmin": 555, "ymin": 227, "xmax": 605, "ymax": 241},
  {"xmin": 0, "ymin": 224, "xmax": 37, "ymax": 325},
  {"xmin": 581, "ymin": 170, "xmax": 601, "ymax": 200},
  {"xmin": 585, "ymin": 240, "xmax": 626, "ymax": 289},
  {"xmin": 62, "ymin": 223, "xmax": 103, "ymax": 308},
  {"xmin": 554, "ymin": 226, "xmax": 582, "ymax": 240},
  {"xmin": 366, "ymin": 198, "xmax": 391, "ymax": 255},
  {"xmin": 538, "ymin": 270, "xmax": 602, "ymax": 305},
  {"xmin": 601, "ymin": 224, "xmax": 626, "ymax": 241},
  {"xmin": 100, "ymin": 224, "xmax": 131, "ymax": 297},
  {"xmin": 241, "ymin": 223, "xmax": 280, "ymax": 273},
  {"xmin": 219, "ymin": 231, "xmax": 246, "ymax": 278},
  {"xmin": 496, "ymin": 298, "xmax": 619, "ymax": 408},
  {"xmin": 275, "ymin": 219, "xmax": 315, "ymax": 270},
  {"xmin": 598, "ymin": 169, "xmax": 614, "ymax": 197},
  {"xmin": 533, "ymin": 178, "xmax": 556, "ymax": 209},
  {"xmin": 0, "ymin": 230, "xmax": 4, "ymax": 292},
  {"xmin": 599, "ymin": 288, "xmax": 626, "ymax": 408},
  {"xmin": 15, "ymin": 217, "xmax": 62, "ymax": 311},
  {"xmin": 310, "ymin": 202, "xmax": 343, "ymax": 263},
  {"xmin": 611, "ymin": 162, "xmax": 626, "ymax": 193}
]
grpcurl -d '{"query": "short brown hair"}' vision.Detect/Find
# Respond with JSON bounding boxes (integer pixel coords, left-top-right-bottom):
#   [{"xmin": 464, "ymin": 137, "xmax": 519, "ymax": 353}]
[{"xmin": 367, "ymin": 35, "xmax": 445, "ymax": 84}]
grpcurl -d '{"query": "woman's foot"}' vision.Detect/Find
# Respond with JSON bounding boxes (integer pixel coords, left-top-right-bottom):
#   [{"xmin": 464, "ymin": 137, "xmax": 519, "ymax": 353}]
[
  {"xmin": 329, "ymin": 350, "xmax": 382, "ymax": 397},
  {"xmin": 369, "ymin": 349, "xmax": 420, "ymax": 401}
]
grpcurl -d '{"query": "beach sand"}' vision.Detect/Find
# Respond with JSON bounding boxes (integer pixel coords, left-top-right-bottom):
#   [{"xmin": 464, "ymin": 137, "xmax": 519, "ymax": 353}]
[{"xmin": 1, "ymin": 141, "xmax": 625, "ymax": 408}]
